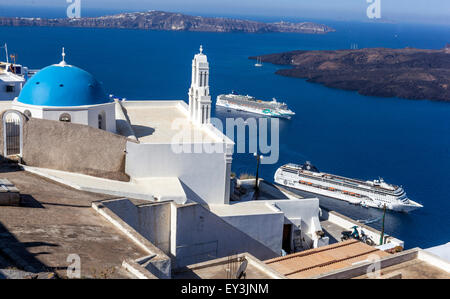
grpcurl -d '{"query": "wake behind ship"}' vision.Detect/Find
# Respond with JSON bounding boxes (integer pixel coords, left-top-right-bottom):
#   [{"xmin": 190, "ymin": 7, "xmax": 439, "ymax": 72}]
[
  {"xmin": 216, "ymin": 92, "xmax": 295, "ymax": 118},
  {"xmin": 275, "ymin": 162, "xmax": 423, "ymax": 213}
]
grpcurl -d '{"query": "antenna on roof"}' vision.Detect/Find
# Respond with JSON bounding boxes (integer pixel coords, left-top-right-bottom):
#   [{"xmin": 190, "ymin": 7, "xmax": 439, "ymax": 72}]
[
  {"xmin": 235, "ymin": 258, "xmax": 248, "ymax": 279},
  {"xmin": 2, "ymin": 43, "xmax": 9, "ymax": 64}
]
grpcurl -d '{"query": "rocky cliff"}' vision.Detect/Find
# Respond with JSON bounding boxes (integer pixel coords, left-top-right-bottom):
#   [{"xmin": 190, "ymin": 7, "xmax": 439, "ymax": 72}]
[
  {"xmin": 0, "ymin": 10, "xmax": 334, "ymax": 34},
  {"xmin": 250, "ymin": 47, "xmax": 450, "ymax": 102}
]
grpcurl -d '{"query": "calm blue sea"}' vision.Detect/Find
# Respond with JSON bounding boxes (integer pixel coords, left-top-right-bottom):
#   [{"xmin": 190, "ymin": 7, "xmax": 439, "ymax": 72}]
[{"xmin": 0, "ymin": 11, "xmax": 449, "ymax": 249}]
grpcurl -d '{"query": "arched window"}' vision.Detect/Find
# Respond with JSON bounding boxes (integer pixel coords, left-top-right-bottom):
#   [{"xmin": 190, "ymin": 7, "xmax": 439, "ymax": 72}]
[
  {"xmin": 59, "ymin": 113, "xmax": 71, "ymax": 123},
  {"xmin": 98, "ymin": 111, "xmax": 106, "ymax": 130},
  {"xmin": 23, "ymin": 110, "xmax": 32, "ymax": 118}
]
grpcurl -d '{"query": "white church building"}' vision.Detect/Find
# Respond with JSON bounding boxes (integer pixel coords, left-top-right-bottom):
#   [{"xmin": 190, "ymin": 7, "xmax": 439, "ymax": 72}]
[
  {"xmin": 1, "ymin": 46, "xmax": 327, "ymax": 268},
  {"xmin": 11, "ymin": 49, "xmax": 116, "ymax": 133}
]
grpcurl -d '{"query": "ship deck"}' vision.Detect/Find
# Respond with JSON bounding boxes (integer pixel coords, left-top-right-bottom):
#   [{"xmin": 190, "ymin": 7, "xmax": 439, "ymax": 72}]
[
  {"xmin": 281, "ymin": 165, "xmax": 401, "ymax": 195},
  {"xmin": 219, "ymin": 95, "xmax": 289, "ymax": 110}
]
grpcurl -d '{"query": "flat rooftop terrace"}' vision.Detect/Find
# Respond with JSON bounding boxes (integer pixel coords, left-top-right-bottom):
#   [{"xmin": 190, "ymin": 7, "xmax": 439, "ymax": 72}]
[
  {"xmin": 122, "ymin": 100, "xmax": 222, "ymax": 144},
  {"xmin": 0, "ymin": 164, "xmax": 147, "ymax": 278}
]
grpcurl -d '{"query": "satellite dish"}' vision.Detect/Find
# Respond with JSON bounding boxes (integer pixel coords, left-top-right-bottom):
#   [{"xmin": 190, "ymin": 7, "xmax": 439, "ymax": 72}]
[{"xmin": 235, "ymin": 258, "xmax": 248, "ymax": 279}]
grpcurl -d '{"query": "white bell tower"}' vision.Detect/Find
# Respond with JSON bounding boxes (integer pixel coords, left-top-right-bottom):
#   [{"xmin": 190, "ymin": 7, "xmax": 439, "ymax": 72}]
[{"xmin": 188, "ymin": 45, "xmax": 211, "ymax": 125}]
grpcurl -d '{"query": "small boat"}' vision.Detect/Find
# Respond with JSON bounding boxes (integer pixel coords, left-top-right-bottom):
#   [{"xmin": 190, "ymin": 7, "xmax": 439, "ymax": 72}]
[
  {"xmin": 254, "ymin": 57, "xmax": 263, "ymax": 67},
  {"xmin": 360, "ymin": 201, "xmax": 369, "ymax": 208}
]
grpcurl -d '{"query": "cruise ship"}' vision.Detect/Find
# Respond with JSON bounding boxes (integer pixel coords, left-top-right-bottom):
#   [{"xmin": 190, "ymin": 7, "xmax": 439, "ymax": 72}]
[
  {"xmin": 216, "ymin": 92, "xmax": 295, "ymax": 118},
  {"xmin": 274, "ymin": 162, "xmax": 423, "ymax": 213}
]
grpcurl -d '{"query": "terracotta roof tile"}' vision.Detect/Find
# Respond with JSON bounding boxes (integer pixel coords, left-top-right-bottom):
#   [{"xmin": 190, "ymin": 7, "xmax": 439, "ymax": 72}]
[{"xmin": 265, "ymin": 240, "xmax": 390, "ymax": 278}]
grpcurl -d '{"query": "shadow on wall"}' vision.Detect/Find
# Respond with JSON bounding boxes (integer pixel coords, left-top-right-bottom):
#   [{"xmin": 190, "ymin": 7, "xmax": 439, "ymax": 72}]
[
  {"xmin": 179, "ymin": 180, "xmax": 207, "ymax": 205},
  {"xmin": 131, "ymin": 125, "xmax": 156, "ymax": 139},
  {"xmin": 0, "ymin": 110, "xmax": 132, "ymax": 182},
  {"xmin": 101, "ymin": 198, "xmax": 279, "ymax": 270},
  {"xmin": 174, "ymin": 202, "xmax": 280, "ymax": 268}
]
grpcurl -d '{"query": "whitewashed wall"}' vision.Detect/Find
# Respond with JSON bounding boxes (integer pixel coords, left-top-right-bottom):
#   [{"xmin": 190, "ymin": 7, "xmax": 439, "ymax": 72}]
[
  {"xmin": 274, "ymin": 198, "xmax": 323, "ymax": 237},
  {"xmin": 137, "ymin": 203, "xmax": 171, "ymax": 254},
  {"xmin": 0, "ymin": 81, "xmax": 22, "ymax": 101},
  {"xmin": 172, "ymin": 203, "xmax": 278, "ymax": 268},
  {"xmin": 220, "ymin": 209, "xmax": 284, "ymax": 254},
  {"xmin": 13, "ymin": 106, "xmax": 44, "ymax": 118},
  {"xmin": 102, "ymin": 199, "xmax": 171, "ymax": 255},
  {"xmin": 126, "ymin": 142, "xmax": 229, "ymax": 205},
  {"xmin": 43, "ymin": 109, "xmax": 88, "ymax": 125},
  {"xmin": 12, "ymin": 102, "xmax": 116, "ymax": 133},
  {"xmin": 87, "ymin": 103, "xmax": 116, "ymax": 133}
]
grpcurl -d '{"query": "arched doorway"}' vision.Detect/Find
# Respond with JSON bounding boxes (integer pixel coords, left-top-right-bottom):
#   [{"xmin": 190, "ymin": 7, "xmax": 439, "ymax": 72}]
[
  {"xmin": 98, "ymin": 111, "xmax": 106, "ymax": 130},
  {"xmin": 3, "ymin": 111, "xmax": 23, "ymax": 157}
]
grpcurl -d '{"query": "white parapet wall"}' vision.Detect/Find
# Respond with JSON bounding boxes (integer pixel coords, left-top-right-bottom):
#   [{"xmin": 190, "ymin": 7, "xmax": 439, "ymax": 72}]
[
  {"xmin": 92, "ymin": 199, "xmax": 172, "ymax": 279},
  {"xmin": 211, "ymin": 202, "xmax": 285, "ymax": 254},
  {"xmin": 115, "ymin": 100, "xmax": 138, "ymax": 141},
  {"xmin": 321, "ymin": 209, "xmax": 404, "ymax": 248},
  {"xmin": 418, "ymin": 250, "xmax": 450, "ymax": 273}
]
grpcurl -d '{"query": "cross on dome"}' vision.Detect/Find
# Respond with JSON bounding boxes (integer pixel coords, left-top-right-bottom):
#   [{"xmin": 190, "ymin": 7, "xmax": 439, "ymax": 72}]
[
  {"xmin": 59, "ymin": 47, "xmax": 68, "ymax": 66},
  {"xmin": 199, "ymin": 45, "xmax": 203, "ymax": 54}
]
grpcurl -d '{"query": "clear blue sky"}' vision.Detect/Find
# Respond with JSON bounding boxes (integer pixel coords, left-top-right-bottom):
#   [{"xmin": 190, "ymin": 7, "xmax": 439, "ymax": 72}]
[{"xmin": 1, "ymin": 0, "xmax": 449, "ymax": 24}]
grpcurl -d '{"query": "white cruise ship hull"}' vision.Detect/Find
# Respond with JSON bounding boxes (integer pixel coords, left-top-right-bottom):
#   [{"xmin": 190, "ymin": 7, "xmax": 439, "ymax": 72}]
[
  {"xmin": 275, "ymin": 165, "xmax": 423, "ymax": 213},
  {"xmin": 216, "ymin": 96, "xmax": 295, "ymax": 119}
]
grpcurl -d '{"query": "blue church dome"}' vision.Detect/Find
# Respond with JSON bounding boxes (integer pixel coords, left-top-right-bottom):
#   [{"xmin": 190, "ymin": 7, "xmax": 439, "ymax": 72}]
[{"xmin": 17, "ymin": 64, "xmax": 110, "ymax": 107}]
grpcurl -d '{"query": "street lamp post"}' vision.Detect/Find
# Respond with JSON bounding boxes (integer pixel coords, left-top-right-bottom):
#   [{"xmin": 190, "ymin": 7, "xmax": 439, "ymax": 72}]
[
  {"xmin": 380, "ymin": 204, "xmax": 387, "ymax": 245},
  {"xmin": 254, "ymin": 153, "xmax": 263, "ymax": 191}
]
